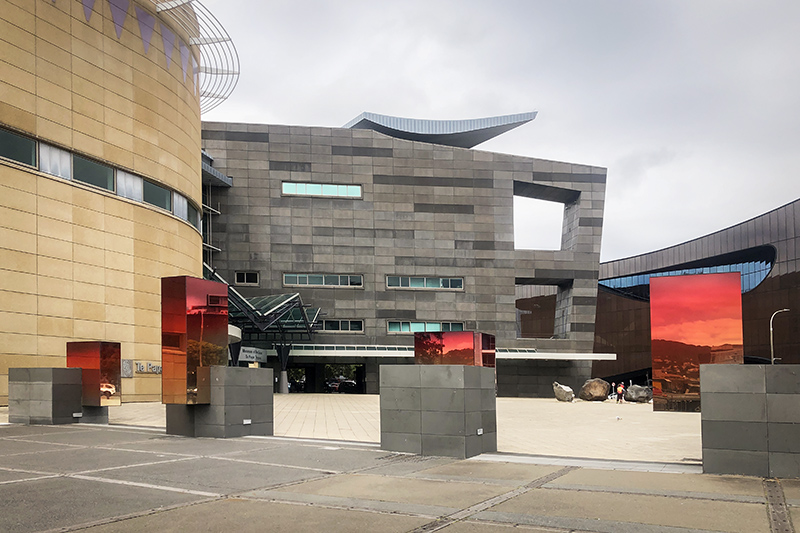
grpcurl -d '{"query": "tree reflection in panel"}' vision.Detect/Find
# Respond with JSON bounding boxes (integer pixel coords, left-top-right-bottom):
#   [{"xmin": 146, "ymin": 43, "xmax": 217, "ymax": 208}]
[
  {"xmin": 414, "ymin": 331, "xmax": 496, "ymax": 367},
  {"xmin": 66, "ymin": 341, "xmax": 121, "ymax": 406},
  {"xmin": 650, "ymin": 273, "xmax": 743, "ymax": 411},
  {"xmin": 161, "ymin": 276, "xmax": 229, "ymax": 405}
]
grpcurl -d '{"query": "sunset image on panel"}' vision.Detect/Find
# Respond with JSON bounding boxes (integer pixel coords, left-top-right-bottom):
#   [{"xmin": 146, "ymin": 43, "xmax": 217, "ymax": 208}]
[{"xmin": 650, "ymin": 272, "xmax": 743, "ymax": 411}]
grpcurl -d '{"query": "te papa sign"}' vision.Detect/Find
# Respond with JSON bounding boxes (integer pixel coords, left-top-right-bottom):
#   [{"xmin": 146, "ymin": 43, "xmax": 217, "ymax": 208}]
[{"xmin": 135, "ymin": 362, "xmax": 162, "ymax": 374}]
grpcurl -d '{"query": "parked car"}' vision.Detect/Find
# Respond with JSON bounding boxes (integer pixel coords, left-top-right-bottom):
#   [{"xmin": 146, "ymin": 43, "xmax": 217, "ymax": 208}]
[{"xmin": 336, "ymin": 380, "xmax": 358, "ymax": 393}]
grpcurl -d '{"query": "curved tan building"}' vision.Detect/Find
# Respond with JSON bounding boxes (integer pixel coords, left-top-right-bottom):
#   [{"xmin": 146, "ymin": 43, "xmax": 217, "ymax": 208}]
[{"xmin": 0, "ymin": 0, "xmax": 236, "ymax": 404}]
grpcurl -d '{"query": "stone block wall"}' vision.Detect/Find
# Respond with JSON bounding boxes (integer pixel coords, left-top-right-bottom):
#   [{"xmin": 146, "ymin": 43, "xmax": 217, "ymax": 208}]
[
  {"xmin": 8, "ymin": 368, "xmax": 82, "ymax": 425},
  {"xmin": 701, "ymin": 364, "xmax": 800, "ymax": 478},
  {"xmin": 380, "ymin": 365, "xmax": 496, "ymax": 458},
  {"xmin": 166, "ymin": 367, "xmax": 273, "ymax": 438}
]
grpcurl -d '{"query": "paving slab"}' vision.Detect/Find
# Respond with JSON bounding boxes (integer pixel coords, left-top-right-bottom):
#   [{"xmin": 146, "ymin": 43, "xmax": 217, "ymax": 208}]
[
  {"xmin": 96, "ymin": 456, "xmax": 326, "ymax": 494},
  {"xmin": 779, "ymin": 478, "xmax": 800, "ymax": 505},
  {"xmin": 438, "ymin": 521, "xmax": 558, "ymax": 533},
  {"xmin": 4, "ymin": 427, "xmax": 156, "ymax": 446},
  {"xmin": 547, "ymin": 468, "xmax": 766, "ymax": 501},
  {"xmin": 0, "ymin": 476, "xmax": 205, "ymax": 533},
  {"xmin": 106, "ymin": 434, "xmax": 284, "ymax": 456},
  {"xmin": 414, "ymin": 461, "xmax": 561, "ymax": 485},
  {"xmin": 0, "ymin": 437, "xmax": 78, "ymax": 456},
  {"xmin": 278, "ymin": 472, "xmax": 510, "ymax": 508},
  {"xmin": 0, "ymin": 446, "xmax": 177, "ymax": 474},
  {"xmin": 488, "ymin": 486, "xmax": 770, "ymax": 533},
  {"xmin": 226, "ymin": 441, "xmax": 400, "ymax": 472},
  {"xmin": 79, "ymin": 498, "xmax": 430, "ymax": 533}
]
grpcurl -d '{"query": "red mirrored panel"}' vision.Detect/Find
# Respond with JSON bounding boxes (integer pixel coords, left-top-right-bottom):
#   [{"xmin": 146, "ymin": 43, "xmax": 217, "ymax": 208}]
[
  {"xmin": 414, "ymin": 331, "xmax": 496, "ymax": 366},
  {"xmin": 650, "ymin": 273, "xmax": 743, "ymax": 411},
  {"xmin": 66, "ymin": 341, "xmax": 121, "ymax": 406},
  {"xmin": 161, "ymin": 276, "xmax": 228, "ymax": 405}
]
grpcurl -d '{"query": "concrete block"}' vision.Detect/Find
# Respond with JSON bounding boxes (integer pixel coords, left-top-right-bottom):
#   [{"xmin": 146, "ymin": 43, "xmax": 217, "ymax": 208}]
[
  {"xmin": 481, "ymin": 432, "xmax": 498, "ymax": 453},
  {"xmin": 27, "ymin": 368, "xmax": 55, "ymax": 382},
  {"xmin": 701, "ymin": 420, "xmax": 767, "ymax": 452},
  {"xmin": 701, "ymin": 393, "xmax": 766, "ymax": 422},
  {"xmin": 80, "ymin": 406, "xmax": 109, "ymax": 424},
  {"xmin": 766, "ymin": 366, "xmax": 800, "ymax": 394},
  {"xmin": 166, "ymin": 404, "xmax": 195, "ymax": 437},
  {"xmin": 381, "ymin": 432, "xmax": 422, "ymax": 454},
  {"xmin": 421, "ymin": 388, "xmax": 465, "ymax": 412},
  {"xmin": 194, "ymin": 404, "xmax": 226, "ymax": 426},
  {"xmin": 421, "ymin": 411, "xmax": 466, "ymax": 436},
  {"xmin": 465, "ymin": 411, "xmax": 482, "ymax": 433},
  {"xmin": 422, "ymin": 435, "xmax": 466, "ymax": 458},
  {"xmin": 767, "ymin": 423, "xmax": 800, "ymax": 453},
  {"xmin": 52, "ymin": 368, "xmax": 82, "ymax": 385},
  {"xmin": 420, "ymin": 365, "xmax": 465, "ymax": 388},
  {"xmin": 770, "ymin": 453, "xmax": 800, "ymax": 479},
  {"xmin": 767, "ymin": 394, "xmax": 800, "ymax": 423},
  {"xmin": 380, "ymin": 365, "xmax": 420, "ymax": 388},
  {"xmin": 482, "ymin": 411, "xmax": 497, "ymax": 433},
  {"xmin": 464, "ymin": 389, "xmax": 481, "ymax": 412},
  {"xmin": 195, "ymin": 424, "xmax": 230, "ymax": 439},
  {"xmin": 463, "ymin": 366, "xmax": 481, "ymax": 388},
  {"xmin": 250, "ymin": 386, "xmax": 272, "ymax": 406},
  {"xmin": 8, "ymin": 368, "xmax": 30, "ymax": 382},
  {"xmin": 700, "ymin": 364, "xmax": 766, "ymax": 394},
  {"xmin": 379, "ymin": 387, "xmax": 421, "ymax": 411},
  {"xmin": 702, "ymin": 448, "xmax": 769, "ymax": 477},
  {"xmin": 465, "ymin": 435, "xmax": 482, "ymax": 458},
  {"xmin": 480, "ymin": 367, "xmax": 496, "ymax": 390},
  {"xmin": 381, "ymin": 409, "xmax": 421, "ymax": 434},
  {"xmin": 481, "ymin": 388, "xmax": 496, "ymax": 411}
]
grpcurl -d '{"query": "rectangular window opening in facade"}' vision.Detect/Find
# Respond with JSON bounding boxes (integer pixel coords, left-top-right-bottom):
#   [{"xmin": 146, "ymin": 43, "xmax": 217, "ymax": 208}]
[
  {"xmin": 284, "ymin": 273, "xmax": 363, "ymax": 287},
  {"xmin": 387, "ymin": 321, "xmax": 464, "ymax": 333},
  {"xmin": 322, "ymin": 320, "xmax": 364, "ymax": 332},
  {"xmin": 143, "ymin": 180, "xmax": 172, "ymax": 211},
  {"xmin": 235, "ymin": 271, "xmax": 259, "ymax": 286},
  {"xmin": 282, "ymin": 181, "xmax": 362, "ymax": 198},
  {"xmin": 73, "ymin": 155, "xmax": 114, "ymax": 192},
  {"xmin": 387, "ymin": 276, "xmax": 463, "ymax": 290},
  {"xmin": 39, "ymin": 143, "xmax": 71, "ymax": 180},
  {"xmin": 0, "ymin": 127, "xmax": 36, "ymax": 167}
]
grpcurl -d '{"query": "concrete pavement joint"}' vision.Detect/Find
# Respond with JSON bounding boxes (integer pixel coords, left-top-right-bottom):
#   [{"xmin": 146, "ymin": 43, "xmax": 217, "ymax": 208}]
[
  {"xmin": 764, "ymin": 479, "xmax": 794, "ymax": 533},
  {"xmin": 68, "ymin": 473, "xmax": 224, "ymax": 498},
  {"xmin": 74, "ymin": 455, "xmax": 197, "ymax": 474},
  {"xmin": 408, "ymin": 466, "xmax": 577, "ymax": 532},
  {"xmin": 212, "ymin": 455, "xmax": 341, "ymax": 474},
  {"xmin": 542, "ymin": 483, "xmax": 767, "ymax": 504}
]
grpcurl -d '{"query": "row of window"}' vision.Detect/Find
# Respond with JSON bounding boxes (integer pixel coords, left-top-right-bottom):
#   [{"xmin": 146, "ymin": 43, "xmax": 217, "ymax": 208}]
[
  {"xmin": 283, "ymin": 273, "xmax": 364, "ymax": 287},
  {"xmin": 243, "ymin": 272, "xmax": 463, "ymax": 289},
  {"xmin": 282, "ymin": 182, "xmax": 362, "ymax": 198},
  {"xmin": 387, "ymin": 321, "xmax": 465, "ymax": 333},
  {"xmin": 322, "ymin": 320, "xmax": 364, "ymax": 332},
  {"xmin": 0, "ymin": 127, "xmax": 201, "ymax": 230},
  {"xmin": 387, "ymin": 276, "xmax": 463, "ymax": 289}
]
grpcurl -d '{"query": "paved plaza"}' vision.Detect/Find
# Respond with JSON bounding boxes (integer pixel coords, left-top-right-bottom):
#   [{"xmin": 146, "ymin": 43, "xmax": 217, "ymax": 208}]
[{"xmin": 0, "ymin": 396, "xmax": 794, "ymax": 532}]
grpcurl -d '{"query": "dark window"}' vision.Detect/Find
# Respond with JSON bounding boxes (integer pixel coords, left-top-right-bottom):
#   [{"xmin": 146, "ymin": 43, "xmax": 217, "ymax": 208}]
[
  {"xmin": 143, "ymin": 180, "xmax": 172, "ymax": 211},
  {"xmin": 0, "ymin": 128, "xmax": 36, "ymax": 166},
  {"xmin": 235, "ymin": 271, "xmax": 259, "ymax": 285},
  {"xmin": 73, "ymin": 155, "xmax": 114, "ymax": 191}
]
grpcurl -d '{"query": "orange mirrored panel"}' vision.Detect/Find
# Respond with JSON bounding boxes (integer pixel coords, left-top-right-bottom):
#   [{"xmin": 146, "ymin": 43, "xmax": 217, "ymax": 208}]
[
  {"xmin": 414, "ymin": 331, "xmax": 495, "ymax": 366},
  {"xmin": 650, "ymin": 273, "xmax": 743, "ymax": 411},
  {"xmin": 66, "ymin": 341, "xmax": 121, "ymax": 407},
  {"xmin": 161, "ymin": 276, "xmax": 229, "ymax": 405}
]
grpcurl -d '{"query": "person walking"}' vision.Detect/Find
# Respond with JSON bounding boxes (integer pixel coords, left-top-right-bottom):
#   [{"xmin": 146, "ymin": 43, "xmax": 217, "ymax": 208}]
[{"xmin": 616, "ymin": 382, "xmax": 625, "ymax": 403}]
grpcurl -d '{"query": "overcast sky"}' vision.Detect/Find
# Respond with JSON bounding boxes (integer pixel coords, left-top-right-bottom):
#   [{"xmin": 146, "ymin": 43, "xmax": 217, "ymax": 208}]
[{"xmin": 202, "ymin": 0, "xmax": 800, "ymax": 262}]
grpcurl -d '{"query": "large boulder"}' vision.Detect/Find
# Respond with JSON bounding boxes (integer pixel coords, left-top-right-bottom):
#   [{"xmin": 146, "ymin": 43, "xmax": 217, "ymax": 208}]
[
  {"xmin": 552, "ymin": 382, "xmax": 574, "ymax": 402},
  {"xmin": 578, "ymin": 378, "xmax": 610, "ymax": 401},
  {"xmin": 624, "ymin": 384, "xmax": 652, "ymax": 403}
]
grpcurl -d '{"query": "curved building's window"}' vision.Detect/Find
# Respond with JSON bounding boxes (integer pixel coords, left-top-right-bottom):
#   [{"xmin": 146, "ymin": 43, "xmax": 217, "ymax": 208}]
[
  {"xmin": 173, "ymin": 193, "xmax": 188, "ymax": 220},
  {"xmin": 387, "ymin": 321, "xmax": 464, "ymax": 333},
  {"xmin": 73, "ymin": 155, "xmax": 114, "ymax": 191},
  {"xmin": 117, "ymin": 170, "xmax": 143, "ymax": 202},
  {"xmin": 282, "ymin": 181, "xmax": 361, "ymax": 198},
  {"xmin": 323, "ymin": 320, "xmax": 364, "ymax": 332},
  {"xmin": 187, "ymin": 202, "xmax": 201, "ymax": 231},
  {"xmin": 143, "ymin": 180, "xmax": 172, "ymax": 211},
  {"xmin": 284, "ymin": 273, "xmax": 363, "ymax": 287},
  {"xmin": 387, "ymin": 276, "xmax": 463, "ymax": 289},
  {"xmin": 39, "ymin": 143, "xmax": 71, "ymax": 180},
  {"xmin": 0, "ymin": 128, "xmax": 36, "ymax": 167}
]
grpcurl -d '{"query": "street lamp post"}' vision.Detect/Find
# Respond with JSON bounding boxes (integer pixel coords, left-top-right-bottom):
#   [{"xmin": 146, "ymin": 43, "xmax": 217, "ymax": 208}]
[{"xmin": 770, "ymin": 308, "xmax": 791, "ymax": 364}]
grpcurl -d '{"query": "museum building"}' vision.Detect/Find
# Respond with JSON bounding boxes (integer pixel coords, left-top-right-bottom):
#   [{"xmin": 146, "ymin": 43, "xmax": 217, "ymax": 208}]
[{"xmin": 200, "ymin": 115, "xmax": 613, "ymax": 396}]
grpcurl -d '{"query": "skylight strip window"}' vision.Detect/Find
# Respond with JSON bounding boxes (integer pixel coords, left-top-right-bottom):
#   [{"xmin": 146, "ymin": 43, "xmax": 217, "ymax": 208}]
[{"xmin": 282, "ymin": 182, "xmax": 362, "ymax": 198}]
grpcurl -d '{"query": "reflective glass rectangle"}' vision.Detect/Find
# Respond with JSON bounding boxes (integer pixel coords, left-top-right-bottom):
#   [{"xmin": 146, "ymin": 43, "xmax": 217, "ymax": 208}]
[
  {"xmin": 308, "ymin": 274, "xmax": 324, "ymax": 285},
  {"xmin": 350, "ymin": 320, "xmax": 363, "ymax": 331},
  {"xmin": 322, "ymin": 184, "xmax": 337, "ymax": 196},
  {"xmin": 67, "ymin": 341, "xmax": 122, "ymax": 407},
  {"xmin": 306, "ymin": 183, "xmax": 322, "ymax": 195},
  {"xmin": 0, "ymin": 128, "xmax": 36, "ymax": 166},
  {"xmin": 410, "ymin": 277, "xmax": 425, "ymax": 288},
  {"xmin": 347, "ymin": 185, "xmax": 361, "ymax": 197},
  {"xmin": 282, "ymin": 182, "xmax": 296, "ymax": 194},
  {"xmin": 325, "ymin": 275, "xmax": 339, "ymax": 286},
  {"xmin": 117, "ymin": 170, "xmax": 143, "ymax": 201},
  {"xmin": 387, "ymin": 276, "xmax": 400, "ymax": 287},
  {"xmin": 284, "ymin": 274, "xmax": 298, "ymax": 285},
  {"xmin": 39, "ymin": 143, "xmax": 70, "ymax": 179},
  {"xmin": 73, "ymin": 155, "xmax": 114, "ymax": 191},
  {"xmin": 143, "ymin": 180, "xmax": 172, "ymax": 211},
  {"xmin": 350, "ymin": 275, "xmax": 362, "ymax": 286},
  {"xmin": 388, "ymin": 322, "xmax": 401, "ymax": 332},
  {"xmin": 426, "ymin": 322, "xmax": 441, "ymax": 332}
]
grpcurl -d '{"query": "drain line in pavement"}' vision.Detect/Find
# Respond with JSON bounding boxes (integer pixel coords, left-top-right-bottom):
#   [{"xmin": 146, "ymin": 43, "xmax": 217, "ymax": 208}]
[
  {"xmin": 764, "ymin": 479, "xmax": 794, "ymax": 533},
  {"xmin": 408, "ymin": 465, "xmax": 577, "ymax": 533}
]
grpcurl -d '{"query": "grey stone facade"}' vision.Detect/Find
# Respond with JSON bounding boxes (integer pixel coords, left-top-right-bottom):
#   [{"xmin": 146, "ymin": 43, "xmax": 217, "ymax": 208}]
[
  {"xmin": 201, "ymin": 121, "xmax": 606, "ymax": 395},
  {"xmin": 380, "ymin": 365, "xmax": 497, "ymax": 458},
  {"xmin": 701, "ymin": 364, "xmax": 800, "ymax": 478},
  {"xmin": 8, "ymin": 368, "xmax": 82, "ymax": 425}
]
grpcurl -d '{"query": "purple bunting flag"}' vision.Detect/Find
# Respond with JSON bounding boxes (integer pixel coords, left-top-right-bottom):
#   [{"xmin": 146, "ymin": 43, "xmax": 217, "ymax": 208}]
[
  {"xmin": 82, "ymin": 0, "xmax": 96, "ymax": 22},
  {"xmin": 161, "ymin": 25, "xmax": 176, "ymax": 69},
  {"xmin": 108, "ymin": 0, "xmax": 129, "ymax": 39},
  {"xmin": 135, "ymin": 6, "xmax": 156, "ymax": 54},
  {"xmin": 179, "ymin": 41, "xmax": 190, "ymax": 82}
]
